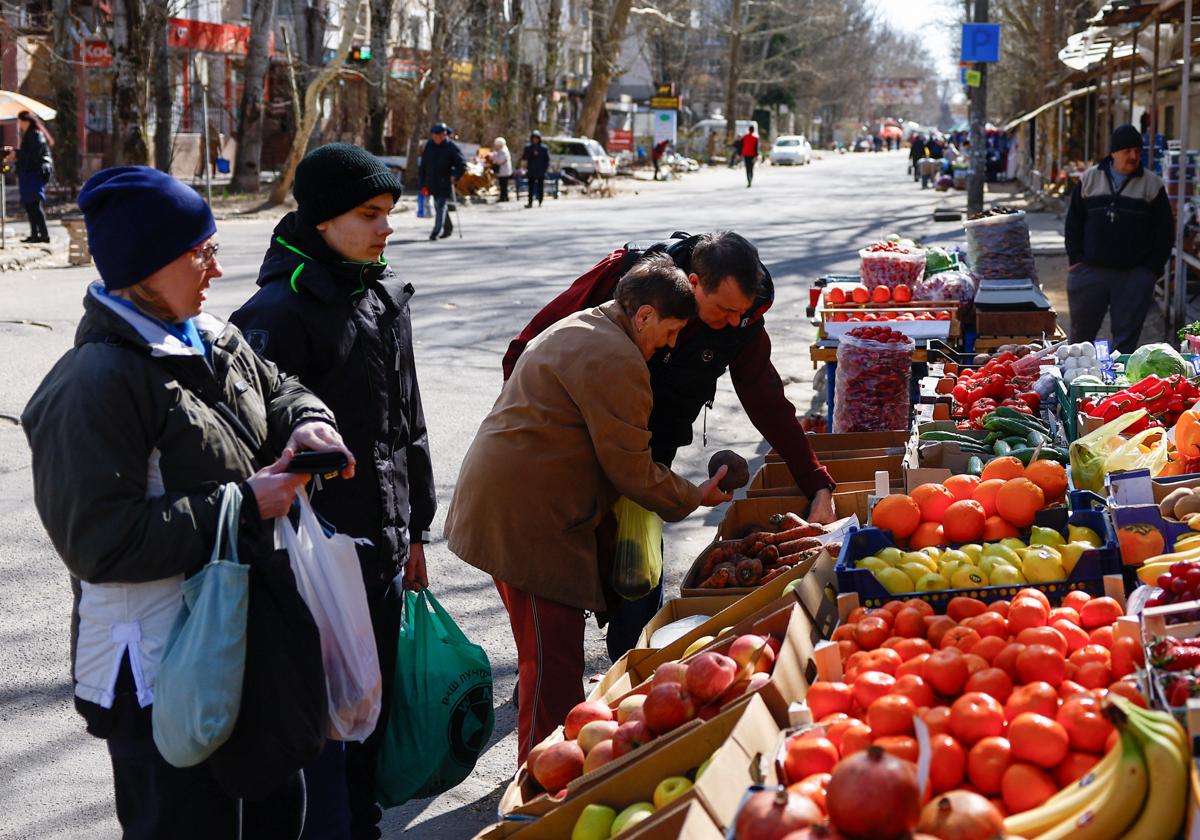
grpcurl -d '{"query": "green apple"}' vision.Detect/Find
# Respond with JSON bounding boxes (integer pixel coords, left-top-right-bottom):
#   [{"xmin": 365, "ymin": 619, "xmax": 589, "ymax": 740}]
[
  {"xmin": 695, "ymin": 756, "xmax": 713, "ymax": 779},
  {"xmin": 572, "ymin": 803, "xmax": 617, "ymax": 840},
  {"xmin": 950, "ymin": 566, "xmax": 988, "ymax": 589},
  {"xmin": 1030, "ymin": 526, "xmax": 1066, "ymax": 548},
  {"xmin": 987, "ymin": 564, "xmax": 1026, "ymax": 586},
  {"xmin": 683, "ymin": 636, "xmax": 715, "ymax": 658},
  {"xmin": 782, "ymin": 579, "xmax": 802, "ymax": 597},
  {"xmin": 939, "ymin": 549, "xmax": 973, "ymax": 567},
  {"xmin": 874, "ymin": 567, "xmax": 915, "ymax": 594},
  {"xmin": 900, "ymin": 562, "xmax": 934, "ymax": 584},
  {"xmin": 610, "ymin": 802, "xmax": 655, "ymax": 836},
  {"xmin": 915, "ymin": 572, "xmax": 950, "ymax": 592},
  {"xmin": 653, "ymin": 776, "xmax": 693, "ymax": 809},
  {"xmin": 877, "ymin": 546, "xmax": 904, "ymax": 564}
]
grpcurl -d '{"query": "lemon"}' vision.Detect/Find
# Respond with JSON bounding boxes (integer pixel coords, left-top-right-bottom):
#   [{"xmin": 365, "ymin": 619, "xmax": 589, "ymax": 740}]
[
  {"xmin": 939, "ymin": 549, "xmax": 973, "ymax": 567},
  {"xmin": 959, "ymin": 544, "xmax": 983, "ymax": 563},
  {"xmin": 988, "ymin": 564, "xmax": 1026, "ymax": 585},
  {"xmin": 901, "ymin": 551, "xmax": 938, "ymax": 572},
  {"xmin": 918, "ymin": 546, "xmax": 943, "ymax": 560},
  {"xmin": 878, "ymin": 547, "xmax": 904, "ymax": 564},
  {"xmin": 950, "ymin": 566, "xmax": 988, "ymax": 589},
  {"xmin": 1000, "ymin": 537, "xmax": 1026, "ymax": 552},
  {"xmin": 901, "ymin": 562, "xmax": 934, "ymax": 584},
  {"xmin": 857, "ymin": 556, "xmax": 889, "ymax": 573},
  {"xmin": 1056, "ymin": 542, "xmax": 1088, "ymax": 575},
  {"xmin": 1068, "ymin": 525, "xmax": 1103, "ymax": 548},
  {"xmin": 938, "ymin": 560, "xmax": 962, "ymax": 580},
  {"xmin": 982, "ymin": 544, "xmax": 1021, "ymax": 566},
  {"xmin": 1030, "ymin": 526, "xmax": 1066, "ymax": 548},
  {"xmin": 979, "ymin": 555, "xmax": 1012, "ymax": 577},
  {"xmin": 915, "ymin": 572, "xmax": 950, "ymax": 592},
  {"xmin": 875, "ymin": 567, "xmax": 915, "ymax": 594},
  {"xmin": 1022, "ymin": 547, "xmax": 1066, "ymax": 583}
]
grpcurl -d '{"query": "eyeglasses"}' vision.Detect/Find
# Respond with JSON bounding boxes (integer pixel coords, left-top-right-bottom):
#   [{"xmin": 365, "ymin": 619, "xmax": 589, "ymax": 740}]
[{"xmin": 193, "ymin": 243, "xmax": 220, "ymax": 268}]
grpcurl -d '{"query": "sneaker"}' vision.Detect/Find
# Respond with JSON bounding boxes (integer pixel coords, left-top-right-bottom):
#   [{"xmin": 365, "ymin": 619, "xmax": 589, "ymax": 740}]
[{"xmin": 428, "ymin": 234, "xmax": 438, "ymax": 241}]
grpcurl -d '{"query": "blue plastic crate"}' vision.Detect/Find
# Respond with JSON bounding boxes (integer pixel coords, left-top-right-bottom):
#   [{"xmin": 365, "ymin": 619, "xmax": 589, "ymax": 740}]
[{"xmin": 836, "ymin": 505, "xmax": 1120, "ymax": 611}]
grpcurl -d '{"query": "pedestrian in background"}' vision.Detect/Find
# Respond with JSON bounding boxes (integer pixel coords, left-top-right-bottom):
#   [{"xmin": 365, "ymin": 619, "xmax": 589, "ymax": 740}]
[
  {"xmin": 741, "ymin": 125, "xmax": 759, "ymax": 187},
  {"xmin": 1064, "ymin": 123, "xmax": 1173, "ymax": 351},
  {"xmin": 232, "ymin": 143, "xmax": 436, "ymax": 840},
  {"xmin": 22, "ymin": 165, "xmax": 350, "ymax": 839},
  {"xmin": 728, "ymin": 134, "xmax": 743, "ymax": 168},
  {"xmin": 7, "ymin": 109, "xmax": 53, "ymax": 243},
  {"xmin": 492, "ymin": 137, "xmax": 513, "ymax": 202},
  {"xmin": 445, "ymin": 255, "xmax": 732, "ymax": 764},
  {"xmin": 520, "ymin": 130, "xmax": 550, "ymax": 208},
  {"xmin": 651, "ymin": 140, "xmax": 669, "ymax": 181},
  {"xmin": 417, "ymin": 122, "xmax": 465, "ymax": 241},
  {"xmin": 909, "ymin": 134, "xmax": 922, "ymax": 181}
]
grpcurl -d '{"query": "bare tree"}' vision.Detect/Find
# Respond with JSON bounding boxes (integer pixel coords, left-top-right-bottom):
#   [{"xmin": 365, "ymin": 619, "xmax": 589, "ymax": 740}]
[
  {"xmin": 401, "ymin": 0, "xmax": 465, "ymax": 186},
  {"xmin": 723, "ymin": 0, "xmax": 743, "ymax": 145},
  {"xmin": 501, "ymin": 0, "xmax": 525, "ymax": 132},
  {"xmin": 541, "ymin": 0, "xmax": 562, "ymax": 130},
  {"xmin": 50, "ymin": 0, "xmax": 80, "ymax": 188},
  {"xmin": 576, "ymin": 0, "xmax": 633, "ymax": 139},
  {"xmin": 233, "ymin": 0, "xmax": 275, "ymax": 190},
  {"xmin": 111, "ymin": 0, "xmax": 155, "ymax": 165},
  {"xmin": 270, "ymin": 0, "xmax": 368, "ymax": 204},
  {"xmin": 152, "ymin": 5, "xmax": 172, "ymax": 172},
  {"xmin": 366, "ymin": 0, "xmax": 398, "ymax": 153}
]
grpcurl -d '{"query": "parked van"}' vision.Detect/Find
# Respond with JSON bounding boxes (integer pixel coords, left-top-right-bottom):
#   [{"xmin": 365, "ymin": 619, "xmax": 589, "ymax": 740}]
[{"xmin": 542, "ymin": 136, "xmax": 615, "ymax": 183}]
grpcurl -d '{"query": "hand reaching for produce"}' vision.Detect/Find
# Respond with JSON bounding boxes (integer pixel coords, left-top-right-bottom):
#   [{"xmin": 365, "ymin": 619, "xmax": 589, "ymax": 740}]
[
  {"xmin": 698, "ymin": 466, "xmax": 734, "ymax": 506},
  {"xmin": 807, "ymin": 488, "xmax": 836, "ymax": 524}
]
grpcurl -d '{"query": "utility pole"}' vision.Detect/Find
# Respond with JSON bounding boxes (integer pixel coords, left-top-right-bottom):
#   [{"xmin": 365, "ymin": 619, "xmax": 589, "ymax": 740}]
[{"xmin": 967, "ymin": 0, "xmax": 989, "ymax": 216}]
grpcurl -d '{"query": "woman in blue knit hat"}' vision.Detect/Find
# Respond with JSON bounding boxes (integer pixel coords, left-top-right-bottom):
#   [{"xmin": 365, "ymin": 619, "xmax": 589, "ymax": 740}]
[{"xmin": 21, "ymin": 166, "xmax": 353, "ymax": 839}]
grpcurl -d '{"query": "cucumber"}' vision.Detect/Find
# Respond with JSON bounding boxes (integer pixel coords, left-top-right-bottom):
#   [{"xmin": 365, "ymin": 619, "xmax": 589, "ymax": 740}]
[
  {"xmin": 994, "ymin": 406, "xmax": 1051, "ymax": 431},
  {"xmin": 1002, "ymin": 435, "xmax": 1028, "ymax": 447},
  {"xmin": 983, "ymin": 417, "xmax": 1042, "ymax": 438},
  {"xmin": 965, "ymin": 456, "xmax": 984, "ymax": 477},
  {"xmin": 1007, "ymin": 446, "xmax": 1069, "ymax": 465},
  {"xmin": 1025, "ymin": 429, "xmax": 1047, "ymax": 448},
  {"xmin": 919, "ymin": 431, "xmax": 987, "ymax": 446},
  {"xmin": 993, "ymin": 440, "xmax": 1012, "ymax": 456}
]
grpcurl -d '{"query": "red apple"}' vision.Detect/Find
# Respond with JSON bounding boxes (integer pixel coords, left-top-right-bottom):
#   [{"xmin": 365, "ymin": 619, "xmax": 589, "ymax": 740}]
[
  {"xmin": 652, "ymin": 660, "xmax": 689, "ymax": 688},
  {"xmin": 617, "ymin": 694, "xmax": 647, "ymax": 724},
  {"xmin": 765, "ymin": 635, "xmax": 783, "ymax": 658},
  {"xmin": 686, "ymin": 652, "xmax": 739, "ymax": 702},
  {"xmin": 729, "ymin": 634, "xmax": 776, "ymax": 675},
  {"xmin": 577, "ymin": 719, "xmax": 619, "ymax": 755},
  {"xmin": 531, "ymin": 741, "xmax": 584, "ymax": 791},
  {"xmin": 525, "ymin": 741, "xmax": 550, "ymax": 776},
  {"xmin": 644, "ymin": 681, "xmax": 697, "ymax": 734},
  {"xmin": 582, "ymin": 739, "xmax": 615, "ymax": 774},
  {"xmin": 611, "ymin": 719, "xmax": 654, "ymax": 758},
  {"xmin": 563, "ymin": 700, "xmax": 613, "ymax": 740},
  {"xmin": 696, "ymin": 702, "xmax": 722, "ymax": 721},
  {"xmin": 745, "ymin": 671, "xmax": 771, "ymax": 695}
]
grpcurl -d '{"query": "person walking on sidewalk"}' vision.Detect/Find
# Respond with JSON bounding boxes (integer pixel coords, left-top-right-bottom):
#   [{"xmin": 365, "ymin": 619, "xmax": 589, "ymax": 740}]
[
  {"xmin": 741, "ymin": 125, "xmax": 760, "ymax": 187},
  {"xmin": 520, "ymin": 130, "xmax": 550, "ymax": 207},
  {"xmin": 7, "ymin": 110, "xmax": 53, "ymax": 242},
  {"xmin": 417, "ymin": 122, "xmax": 465, "ymax": 241},
  {"xmin": 652, "ymin": 140, "xmax": 670, "ymax": 181},
  {"xmin": 231, "ymin": 143, "xmax": 436, "ymax": 840},
  {"xmin": 909, "ymin": 134, "xmax": 922, "ymax": 181},
  {"xmin": 492, "ymin": 137, "xmax": 513, "ymax": 202},
  {"xmin": 445, "ymin": 255, "xmax": 732, "ymax": 764},
  {"xmin": 1064, "ymin": 123, "xmax": 1173, "ymax": 351}
]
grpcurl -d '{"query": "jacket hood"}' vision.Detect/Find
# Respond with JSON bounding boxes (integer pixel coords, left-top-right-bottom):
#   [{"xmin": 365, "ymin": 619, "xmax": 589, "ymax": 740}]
[
  {"xmin": 257, "ymin": 211, "xmax": 390, "ymax": 302},
  {"xmin": 75, "ymin": 282, "xmax": 225, "ymax": 358}
]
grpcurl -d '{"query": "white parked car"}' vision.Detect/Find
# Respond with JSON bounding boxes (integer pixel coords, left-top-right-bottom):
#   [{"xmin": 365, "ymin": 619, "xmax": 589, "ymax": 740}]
[
  {"xmin": 769, "ymin": 135, "xmax": 813, "ymax": 165},
  {"xmin": 543, "ymin": 136, "xmax": 616, "ymax": 183}
]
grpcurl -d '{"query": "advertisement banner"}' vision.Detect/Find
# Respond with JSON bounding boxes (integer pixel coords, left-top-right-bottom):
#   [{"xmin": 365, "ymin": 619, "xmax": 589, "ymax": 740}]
[
  {"xmin": 652, "ymin": 110, "xmax": 677, "ymax": 145},
  {"xmin": 608, "ymin": 129, "xmax": 633, "ymax": 152}
]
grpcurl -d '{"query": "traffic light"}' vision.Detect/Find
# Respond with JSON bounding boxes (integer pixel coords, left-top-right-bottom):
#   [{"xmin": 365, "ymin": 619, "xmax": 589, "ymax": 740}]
[{"xmin": 349, "ymin": 44, "xmax": 372, "ymax": 63}]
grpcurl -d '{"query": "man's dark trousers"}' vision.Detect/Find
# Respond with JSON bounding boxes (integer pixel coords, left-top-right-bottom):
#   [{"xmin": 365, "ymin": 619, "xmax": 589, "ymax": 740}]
[
  {"xmin": 526, "ymin": 176, "xmax": 544, "ymax": 206},
  {"xmin": 1067, "ymin": 263, "xmax": 1158, "ymax": 352}
]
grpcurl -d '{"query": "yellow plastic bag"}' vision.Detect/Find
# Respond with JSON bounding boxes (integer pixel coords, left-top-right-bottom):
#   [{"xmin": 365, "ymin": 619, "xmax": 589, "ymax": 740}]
[
  {"xmin": 611, "ymin": 497, "xmax": 664, "ymax": 600},
  {"xmin": 1068, "ymin": 409, "xmax": 1162, "ymax": 493}
]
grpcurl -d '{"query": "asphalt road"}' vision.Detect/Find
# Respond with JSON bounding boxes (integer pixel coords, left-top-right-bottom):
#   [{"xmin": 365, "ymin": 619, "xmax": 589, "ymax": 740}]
[{"xmin": 0, "ymin": 150, "xmax": 959, "ymax": 838}]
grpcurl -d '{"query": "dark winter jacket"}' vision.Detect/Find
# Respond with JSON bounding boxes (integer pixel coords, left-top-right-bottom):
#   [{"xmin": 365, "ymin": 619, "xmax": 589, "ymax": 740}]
[
  {"xmin": 16, "ymin": 125, "xmax": 51, "ymax": 178},
  {"xmin": 1065, "ymin": 156, "xmax": 1174, "ymax": 275},
  {"xmin": 22, "ymin": 284, "xmax": 333, "ymax": 735},
  {"xmin": 522, "ymin": 142, "xmax": 551, "ymax": 177},
  {"xmin": 231, "ymin": 213, "xmax": 436, "ymax": 585},
  {"xmin": 417, "ymin": 138, "xmax": 466, "ymax": 198}
]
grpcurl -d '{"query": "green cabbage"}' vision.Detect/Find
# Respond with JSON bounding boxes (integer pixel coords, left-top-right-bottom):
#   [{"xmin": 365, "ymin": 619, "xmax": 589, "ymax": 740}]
[
  {"xmin": 925, "ymin": 247, "xmax": 953, "ymax": 275},
  {"xmin": 1125, "ymin": 343, "xmax": 1189, "ymax": 381}
]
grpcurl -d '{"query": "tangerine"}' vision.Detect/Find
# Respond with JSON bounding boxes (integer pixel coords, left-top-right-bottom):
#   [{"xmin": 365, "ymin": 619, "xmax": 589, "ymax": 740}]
[
  {"xmin": 1025, "ymin": 460, "xmax": 1068, "ymax": 503},
  {"xmin": 981, "ymin": 515, "xmax": 1020, "ymax": 541},
  {"xmin": 1078, "ymin": 597, "xmax": 1124, "ymax": 631},
  {"xmin": 871, "ymin": 494, "xmax": 921, "ymax": 539},
  {"xmin": 911, "ymin": 483, "xmax": 956, "ymax": 523},
  {"xmin": 1007, "ymin": 598, "xmax": 1049, "ymax": 634},
  {"xmin": 1048, "ymin": 607, "xmax": 1081, "ymax": 625},
  {"xmin": 902, "ymin": 598, "xmax": 935, "ymax": 617},
  {"xmin": 909, "ymin": 521, "xmax": 946, "ymax": 550},
  {"xmin": 1051, "ymin": 619, "xmax": 1090, "ymax": 654},
  {"xmin": 944, "ymin": 474, "xmax": 982, "ymax": 502},
  {"xmin": 963, "ymin": 611, "xmax": 1008, "ymax": 640},
  {"xmin": 1056, "ymin": 694, "xmax": 1114, "ymax": 754},
  {"xmin": 852, "ymin": 671, "xmax": 895, "ymax": 709},
  {"xmin": 946, "ymin": 596, "xmax": 988, "ymax": 622},
  {"xmin": 981, "ymin": 456, "xmax": 1025, "ymax": 482},
  {"xmin": 1061, "ymin": 590, "xmax": 1092, "ymax": 614},
  {"xmin": 923, "ymin": 647, "xmax": 969, "ymax": 696},
  {"xmin": 1015, "ymin": 626, "xmax": 1069, "ymax": 656},
  {"xmin": 949, "ymin": 692, "xmax": 1006, "ymax": 744},
  {"xmin": 894, "ymin": 637, "xmax": 933, "ymax": 660},
  {"xmin": 940, "ymin": 626, "xmax": 982, "ymax": 653},
  {"xmin": 874, "ymin": 735, "xmax": 919, "ymax": 763},
  {"xmin": 963, "ymin": 652, "xmax": 990, "ymax": 676},
  {"xmin": 892, "ymin": 608, "xmax": 927, "ymax": 639},
  {"xmin": 1001, "ymin": 763, "xmax": 1058, "ymax": 814},
  {"xmin": 943, "ymin": 499, "xmax": 987, "ymax": 543},
  {"xmin": 995, "ymin": 478, "xmax": 1045, "ymax": 528},
  {"xmin": 1110, "ymin": 636, "xmax": 1143, "ymax": 679},
  {"xmin": 967, "ymin": 736, "xmax": 1012, "ymax": 794},
  {"xmin": 972, "ymin": 479, "xmax": 1007, "ymax": 517},
  {"xmin": 1105, "ymin": 679, "xmax": 1147, "ymax": 708},
  {"xmin": 929, "ymin": 734, "xmax": 967, "ymax": 793},
  {"xmin": 1074, "ymin": 661, "xmax": 1112, "ymax": 689},
  {"xmin": 839, "ymin": 723, "xmax": 874, "ymax": 756},
  {"xmin": 970, "ymin": 635, "xmax": 1007, "ymax": 664},
  {"xmin": 1004, "ymin": 681, "xmax": 1059, "ymax": 722},
  {"xmin": 1087, "ymin": 625, "xmax": 1115, "ymax": 649},
  {"xmin": 1009, "ymin": 712, "xmax": 1069, "ymax": 768},
  {"xmin": 992, "ymin": 643, "xmax": 1027, "ymax": 683},
  {"xmin": 964, "ymin": 667, "xmax": 1014, "ymax": 704},
  {"xmin": 1015, "ymin": 588, "xmax": 1051, "ymax": 610},
  {"xmin": 868, "ymin": 693, "xmax": 918, "ymax": 736},
  {"xmin": 1054, "ymin": 751, "xmax": 1100, "ymax": 787},
  {"xmin": 921, "ymin": 705, "xmax": 954, "ymax": 738},
  {"xmin": 896, "ymin": 652, "xmax": 930, "ymax": 678},
  {"xmin": 1016, "ymin": 644, "xmax": 1066, "ymax": 687},
  {"xmin": 1067, "ymin": 644, "xmax": 1110, "ymax": 669},
  {"xmin": 891, "ymin": 674, "xmax": 936, "ymax": 707}
]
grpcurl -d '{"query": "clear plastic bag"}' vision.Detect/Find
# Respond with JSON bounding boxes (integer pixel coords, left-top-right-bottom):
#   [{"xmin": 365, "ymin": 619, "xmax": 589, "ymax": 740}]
[
  {"xmin": 834, "ymin": 332, "xmax": 915, "ymax": 433},
  {"xmin": 611, "ymin": 497, "xmax": 664, "ymax": 600},
  {"xmin": 276, "ymin": 491, "xmax": 382, "ymax": 741},
  {"xmin": 1068, "ymin": 410, "xmax": 1167, "ymax": 493},
  {"xmin": 963, "ymin": 210, "xmax": 1037, "ymax": 281},
  {"xmin": 858, "ymin": 248, "xmax": 926, "ymax": 289},
  {"xmin": 913, "ymin": 269, "xmax": 977, "ymax": 304}
]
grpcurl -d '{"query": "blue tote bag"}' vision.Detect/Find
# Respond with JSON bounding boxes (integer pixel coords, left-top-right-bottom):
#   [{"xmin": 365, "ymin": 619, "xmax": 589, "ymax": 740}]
[{"xmin": 152, "ymin": 483, "xmax": 250, "ymax": 767}]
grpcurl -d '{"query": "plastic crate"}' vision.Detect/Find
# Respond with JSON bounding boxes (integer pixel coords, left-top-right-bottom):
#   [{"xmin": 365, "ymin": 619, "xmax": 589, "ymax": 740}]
[{"xmin": 835, "ymin": 505, "xmax": 1120, "ymax": 612}]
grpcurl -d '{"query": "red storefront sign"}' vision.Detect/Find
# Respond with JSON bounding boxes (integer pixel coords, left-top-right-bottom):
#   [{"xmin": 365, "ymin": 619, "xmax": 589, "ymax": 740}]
[
  {"xmin": 81, "ymin": 40, "xmax": 113, "ymax": 68},
  {"xmin": 168, "ymin": 18, "xmax": 269, "ymax": 56},
  {"xmin": 608, "ymin": 129, "xmax": 633, "ymax": 152}
]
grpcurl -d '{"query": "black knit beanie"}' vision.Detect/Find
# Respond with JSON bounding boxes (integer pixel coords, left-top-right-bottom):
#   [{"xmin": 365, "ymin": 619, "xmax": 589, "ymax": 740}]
[
  {"xmin": 1110, "ymin": 124, "xmax": 1142, "ymax": 154},
  {"xmin": 293, "ymin": 143, "xmax": 402, "ymax": 225}
]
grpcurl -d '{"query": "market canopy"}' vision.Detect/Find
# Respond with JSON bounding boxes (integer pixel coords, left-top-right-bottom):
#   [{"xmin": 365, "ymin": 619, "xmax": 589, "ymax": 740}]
[
  {"xmin": 0, "ymin": 91, "xmax": 55, "ymax": 122},
  {"xmin": 1058, "ymin": 28, "xmax": 1136, "ymax": 72}
]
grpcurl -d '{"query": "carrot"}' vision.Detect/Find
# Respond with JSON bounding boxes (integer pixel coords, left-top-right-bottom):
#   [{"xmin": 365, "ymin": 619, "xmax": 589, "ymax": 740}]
[
  {"xmin": 777, "ymin": 537, "xmax": 822, "ymax": 557},
  {"xmin": 759, "ymin": 565, "xmax": 790, "ymax": 584},
  {"xmin": 699, "ymin": 562, "xmax": 736, "ymax": 589},
  {"xmin": 758, "ymin": 545, "xmax": 781, "ymax": 567},
  {"xmin": 735, "ymin": 556, "xmax": 764, "ymax": 586},
  {"xmin": 766, "ymin": 524, "xmax": 826, "ymax": 545}
]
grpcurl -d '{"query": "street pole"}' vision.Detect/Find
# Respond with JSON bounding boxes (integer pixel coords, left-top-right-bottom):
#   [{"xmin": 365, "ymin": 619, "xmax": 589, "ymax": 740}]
[
  {"xmin": 967, "ymin": 0, "xmax": 989, "ymax": 216},
  {"xmin": 1173, "ymin": 0, "xmax": 1193, "ymax": 332}
]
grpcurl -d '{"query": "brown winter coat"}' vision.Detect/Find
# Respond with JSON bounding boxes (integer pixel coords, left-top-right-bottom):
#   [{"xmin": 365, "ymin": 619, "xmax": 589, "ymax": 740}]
[{"xmin": 444, "ymin": 300, "xmax": 703, "ymax": 611}]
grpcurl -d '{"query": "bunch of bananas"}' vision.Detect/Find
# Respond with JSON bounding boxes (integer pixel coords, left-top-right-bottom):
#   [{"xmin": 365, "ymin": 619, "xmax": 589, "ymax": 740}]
[{"xmin": 1003, "ymin": 697, "xmax": 1188, "ymax": 840}]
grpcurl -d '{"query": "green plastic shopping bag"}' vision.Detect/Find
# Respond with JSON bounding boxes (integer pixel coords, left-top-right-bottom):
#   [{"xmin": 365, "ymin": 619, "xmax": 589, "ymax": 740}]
[{"xmin": 376, "ymin": 589, "xmax": 494, "ymax": 806}]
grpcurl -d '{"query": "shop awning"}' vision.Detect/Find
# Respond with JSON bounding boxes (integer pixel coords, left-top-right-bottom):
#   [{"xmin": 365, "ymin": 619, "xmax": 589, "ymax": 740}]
[
  {"xmin": 1059, "ymin": 28, "xmax": 1136, "ymax": 72},
  {"xmin": 1003, "ymin": 85, "xmax": 1098, "ymax": 132}
]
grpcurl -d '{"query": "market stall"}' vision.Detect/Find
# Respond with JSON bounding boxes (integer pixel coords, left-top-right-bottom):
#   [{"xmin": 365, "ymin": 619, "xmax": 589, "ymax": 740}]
[{"xmin": 470, "ymin": 216, "xmax": 1200, "ymax": 840}]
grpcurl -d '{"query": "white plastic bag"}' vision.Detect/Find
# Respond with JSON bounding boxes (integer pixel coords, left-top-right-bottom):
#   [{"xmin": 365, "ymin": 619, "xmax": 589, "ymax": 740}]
[{"xmin": 276, "ymin": 490, "xmax": 382, "ymax": 741}]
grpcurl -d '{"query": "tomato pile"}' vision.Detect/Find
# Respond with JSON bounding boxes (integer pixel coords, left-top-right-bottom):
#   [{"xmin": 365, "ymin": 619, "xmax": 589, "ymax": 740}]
[
  {"xmin": 833, "ymin": 328, "xmax": 914, "ymax": 433},
  {"xmin": 787, "ymin": 590, "xmax": 1145, "ymax": 820},
  {"xmin": 949, "ymin": 351, "xmax": 1042, "ymax": 427}
]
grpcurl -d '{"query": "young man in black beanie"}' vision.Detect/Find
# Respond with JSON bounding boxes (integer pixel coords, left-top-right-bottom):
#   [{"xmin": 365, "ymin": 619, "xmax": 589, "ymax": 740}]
[
  {"xmin": 231, "ymin": 143, "xmax": 436, "ymax": 840},
  {"xmin": 1064, "ymin": 123, "xmax": 1173, "ymax": 350}
]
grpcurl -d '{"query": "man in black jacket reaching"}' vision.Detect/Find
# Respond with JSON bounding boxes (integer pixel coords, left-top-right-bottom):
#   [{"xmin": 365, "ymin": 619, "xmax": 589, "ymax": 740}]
[
  {"xmin": 232, "ymin": 143, "xmax": 436, "ymax": 840},
  {"xmin": 418, "ymin": 122, "xmax": 466, "ymax": 241}
]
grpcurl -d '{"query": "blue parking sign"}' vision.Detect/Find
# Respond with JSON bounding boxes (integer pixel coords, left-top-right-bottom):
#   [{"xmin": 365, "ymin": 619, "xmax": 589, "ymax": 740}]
[{"xmin": 961, "ymin": 23, "xmax": 1001, "ymax": 63}]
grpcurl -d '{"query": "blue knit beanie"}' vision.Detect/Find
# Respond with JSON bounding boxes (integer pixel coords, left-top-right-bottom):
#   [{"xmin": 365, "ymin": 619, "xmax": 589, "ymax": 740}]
[{"xmin": 78, "ymin": 166, "xmax": 217, "ymax": 291}]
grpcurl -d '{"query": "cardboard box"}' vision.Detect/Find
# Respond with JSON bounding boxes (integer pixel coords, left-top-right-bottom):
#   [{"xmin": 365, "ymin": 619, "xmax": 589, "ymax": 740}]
[
  {"xmin": 716, "ymin": 497, "xmax": 865, "ymax": 541},
  {"xmin": 976, "ymin": 307, "xmax": 1058, "ymax": 337},
  {"xmin": 1110, "ymin": 472, "xmax": 1200, "ymax": 557},
  {"xmin": 904, "ymin": 421, "xmax": 990, "ymax": 475},
  {"xmin": 748, "ymin": 456, "xmax": 903, "ymax": 495},
  {"xmin": 617, "ymin": 798, "xmax": 725, "ymax": 840},
  {"xmin": 680, "ymin": 540, "xmax": 830, "ymax": 599},
  {"xmin": 635, "ymin": 595, "xmax": 745, "ymax": 651}
]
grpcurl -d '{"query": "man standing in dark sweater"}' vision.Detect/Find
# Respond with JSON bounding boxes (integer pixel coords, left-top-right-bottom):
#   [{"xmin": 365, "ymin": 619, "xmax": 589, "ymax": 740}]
[
  {"xmin": 1065, "ymin": 124, "xmax": 1173, "ymax": 351},
  {"xmin": 520, "ymin": 130, "xmax": 551, "ymax": 207},
  {"xmin": 418, "ymin": 122, "xmax": 466, "ymax": 241}
]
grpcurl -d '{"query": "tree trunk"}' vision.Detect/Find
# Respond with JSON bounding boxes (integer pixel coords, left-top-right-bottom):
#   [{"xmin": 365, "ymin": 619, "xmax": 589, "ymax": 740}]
[
  {"xmin": 111, "ymin": 0, "xmax": 151, "ymax": 166},
  {"xmin": 576, "ymin": 0, "xmax": 633, "ymax": 140},
  {"xmin": 233, "ymin": 0, "xmax": 275, "ymax": 190},
  {"xmin": 152, "ymin": 1, "xmax": 172, "ymax": 172},
  {"xmin": 403, "ymin": 0, "xmax": 454, "ymax": 187},
  {"xmin": 542, "ymin": 0, "xmax": 562, "ymax": 132},
  {"xmin": 50, "ymin": 0, "xmax": 80, "ymax": 188},
  {"xmin": 501, "ymin": 0, "xmax": 524, "ymax": 134},
  {"xmin": 723, "ymin": 0, "xmax": 742, "ymax": 146},
  {"xmin": 270, "ymin": 0, "xmax": 367, "ymax": 204},
  {"xmin": 365, "ymin": 0, "xmax": 396, "ymax": 153}
]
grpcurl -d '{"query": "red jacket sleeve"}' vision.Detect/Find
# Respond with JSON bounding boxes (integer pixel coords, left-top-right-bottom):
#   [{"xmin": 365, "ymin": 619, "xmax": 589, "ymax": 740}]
[{"xmin": 730, "ymin": 326, "xmax": 836, "ymax": 497}]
